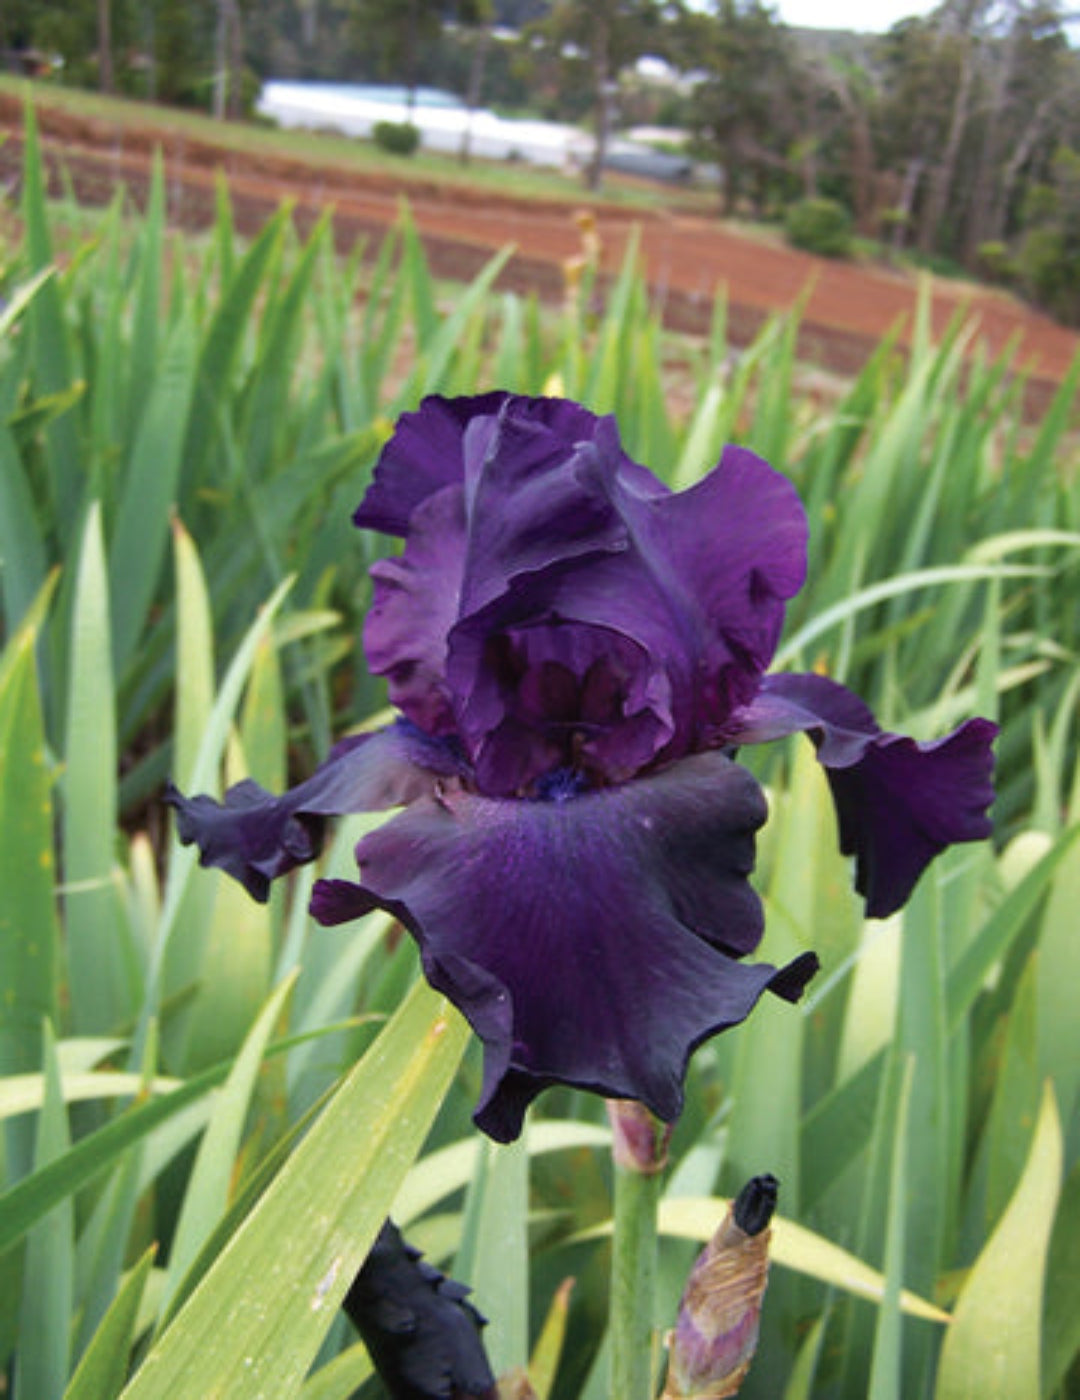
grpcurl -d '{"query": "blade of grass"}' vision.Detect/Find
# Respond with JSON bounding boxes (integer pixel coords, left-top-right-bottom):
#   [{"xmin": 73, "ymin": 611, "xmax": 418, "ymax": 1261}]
[
  {"xmin": 20, "ymin": 104, "xmax": 82, "ymax": 543},
  {"xmin": 15, "ymin": 1022, "xmax": 73, "ymax": 1400},
  {"xmin": 64, "ymin": 1247, "xmax": 157, "ymax": 1400},
  {"xmin": 0, "ymin": 623, "xmax": 61, "ymax": 1130},
  {"xmin": 454, "ymin": 1131, "xmax": 530, "ymax": 1373},
  {"xmin": 934, "ymin": 1082, "xmax": 1062, "ymax": 1400},
  {"xmin": 867, "ymin": 1054, "xmax": 916, "ymax": 1400},
  {"xmin": 63, "ymin": 503, "xmax": 138, "ymax": 1035},
  {"xmin": 109, "ymin": 313, "xmax": 198, "ymax": 676}
]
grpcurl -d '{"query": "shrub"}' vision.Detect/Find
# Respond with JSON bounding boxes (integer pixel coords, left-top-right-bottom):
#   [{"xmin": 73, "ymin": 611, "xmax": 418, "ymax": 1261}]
[
  {"xmin": 372, "ymin": 120, "xmax": 421, "ymax": 157},
  {"xmin": 784, "ymin": 197, "xmax": 853, "ymax": 258},
  {"xmin": 975, "ymin": 240, "xmax": 1015, "ymax": 284},
  {"xmin": 1017, "ymin": 225, "xmax": 1080, "ymax": 323}
]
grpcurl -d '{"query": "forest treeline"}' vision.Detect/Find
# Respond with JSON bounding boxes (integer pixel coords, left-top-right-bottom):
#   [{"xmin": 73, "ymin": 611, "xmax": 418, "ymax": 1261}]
[{"xmin": 10, "ymin": 0, "xmax": 1080, "ymax": 323}]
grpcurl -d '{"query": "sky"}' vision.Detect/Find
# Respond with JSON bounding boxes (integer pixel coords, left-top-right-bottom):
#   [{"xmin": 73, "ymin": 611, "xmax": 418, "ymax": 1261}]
[
  {"xmin": 772, "ymin": 0, "xmax": 938, "ymax": 28},
  {"xmin": 685, "ymin": 0, "xmax": 943, "ymax": 32}
]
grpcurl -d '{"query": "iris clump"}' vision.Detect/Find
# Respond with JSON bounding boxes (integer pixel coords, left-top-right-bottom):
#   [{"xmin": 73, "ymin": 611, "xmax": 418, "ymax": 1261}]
[{"xmin": 168, "ymin": 393, "xmax": 996, "ymax": 1143}]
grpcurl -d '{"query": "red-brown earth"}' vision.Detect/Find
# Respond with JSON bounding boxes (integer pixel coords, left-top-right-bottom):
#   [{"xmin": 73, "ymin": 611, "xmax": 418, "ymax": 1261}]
[{"xmin": 3, "ymin": 91, "xmax": 1077, "ymax": 417}]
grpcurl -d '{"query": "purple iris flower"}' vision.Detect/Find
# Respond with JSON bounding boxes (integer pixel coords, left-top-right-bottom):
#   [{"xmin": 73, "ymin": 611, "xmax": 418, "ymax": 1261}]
[{"xmin": 167, "ymin": 394, "xmax": 997, "ymax": 1143}]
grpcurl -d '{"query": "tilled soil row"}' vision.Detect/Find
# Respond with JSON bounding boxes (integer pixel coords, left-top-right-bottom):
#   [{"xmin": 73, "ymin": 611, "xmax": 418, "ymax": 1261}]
[{"xmin": 3, "ymin": 93, "xmax": 1076, "ymax": 418}]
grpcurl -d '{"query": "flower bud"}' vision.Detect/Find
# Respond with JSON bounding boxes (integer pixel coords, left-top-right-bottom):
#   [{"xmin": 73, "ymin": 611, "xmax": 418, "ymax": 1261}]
[
  {"xmin": 661, "ymin": 1175, "xmax": 778, "ymax": 1399},
  {"xmin": 606, "ymin": 1098, "xmax": 673, "ymax": 1174},
  {"xmin": 343, "ymin": 1219, "xmax": 498, "ymax": 1400}
]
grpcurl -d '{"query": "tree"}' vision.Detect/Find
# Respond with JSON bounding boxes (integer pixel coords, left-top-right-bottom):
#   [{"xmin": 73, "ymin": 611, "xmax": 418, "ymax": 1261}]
[
  {"xmin": 680, "ymin": 0, "xmax": 795, "ymax": 217},
  {"xmin": 457, "ymin": 0, "xmax": 496, "ymax": 164},
  {"xmin": 530, "ymin": 0, "xmax": 677, "ymax": 191},
  {"xmin": 213, "ymin": 0, "xmax": 245, "ymax": 118},
  {"xmin": 347, "ymin": 0, "xmax": 448, "ymax": 106}
]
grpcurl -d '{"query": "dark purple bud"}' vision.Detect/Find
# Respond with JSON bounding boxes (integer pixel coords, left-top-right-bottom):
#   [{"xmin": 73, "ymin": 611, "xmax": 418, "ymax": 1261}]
[
  {"xmin": 732, "ymin": 1174, "xmax": 777, "ymax": 1237},
  {"xmin": 343, "ymin": 1220, "xmax": 497, "ymax": 1400}
]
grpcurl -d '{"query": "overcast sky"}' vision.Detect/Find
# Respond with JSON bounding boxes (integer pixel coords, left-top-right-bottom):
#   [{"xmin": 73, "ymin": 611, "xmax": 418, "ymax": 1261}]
[
  {"xmin": 681, "ymin": 0, "xmax": 941, "ymax": 32},
  {"xmin": 771, "ymin": 0, "xmax": 938, "ymax": 27}
]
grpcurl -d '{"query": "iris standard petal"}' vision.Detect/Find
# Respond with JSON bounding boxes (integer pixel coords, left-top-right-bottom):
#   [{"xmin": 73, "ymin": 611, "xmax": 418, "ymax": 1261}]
[
  {"xmin": 166, "ymin": 721, "xmax": 466, "ymax": 902},
  {"xmin": 444, "ymin": 435, "xmax": 807, "ymax": 789},
  {"xmin": 730, "ymin": 672, "xmax": 998, "ymax": 917},
  {"xmin": 310, "ymin": 750, "xmax": 818, "ymax": 1142},
  {"xmin": 354, "ymin": 393, "xmax": 618, "ymax": 539},
  {"xmin": 353, "ymin": 391, "xmax": 510, "ymax": 537},
  {"xmin": 457, "ymin": 406, "xmax": 631, "ymax": 619},
  {"xmin": 364, "ymin": 485, "xmax": 468, "ymax": 735}
]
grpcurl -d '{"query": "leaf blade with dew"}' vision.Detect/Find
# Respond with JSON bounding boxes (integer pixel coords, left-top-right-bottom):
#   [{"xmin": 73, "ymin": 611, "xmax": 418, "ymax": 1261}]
[
  {"xmin": 158, "ymin": 974, "xmax": 299, "ymax": 1317},
  {"xmin": 120, "ymin": 980, "xmax": 469, "ymax": 1400}
]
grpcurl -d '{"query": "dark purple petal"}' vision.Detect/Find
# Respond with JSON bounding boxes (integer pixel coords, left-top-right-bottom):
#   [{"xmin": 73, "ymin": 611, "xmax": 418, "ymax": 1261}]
[
  {"xmin": 457, "ymin": 408, "xmax": 632, "ymax": 619},
  {"xmin": 452, "ymin": 620, "xmax": 671, "ymax": 794},
  {"xmin": 165, "ymin": 721, "xmax": 466, "ymax": 902},
  {"xmin": 730, "ymin": 673, "xmax": 998, "ymax": 917},
  {"xmin": 355, "ymin": 397, "xmax": 807, "ymax": 794},
  {"xmin": 354, "ymin": 393, "xmax": 622, "ymax": 539},
  {"xmin": 343, "ymin": 1220, "xmax": 497, "ymax": 1400},
  {"xmin": 364, "ymin": 485, "xmax": 467, "ymax": 735},
  {"xmin": 353, "ymin": 392, "xmax": 510, "ymax": 537},
  {"xmin": 445, "ymin": 435, "xmax": 807, "ymax": 790},
  {"xmin": 310, "ymin": 751, "xmax": 818, "ymax": 1142}
]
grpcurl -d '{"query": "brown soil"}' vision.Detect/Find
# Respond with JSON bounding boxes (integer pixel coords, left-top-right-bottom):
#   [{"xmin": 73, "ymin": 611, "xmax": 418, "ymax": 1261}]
[{"xmin": 4, "ymin": 91, "xmax": 1077, "ymax": 417}]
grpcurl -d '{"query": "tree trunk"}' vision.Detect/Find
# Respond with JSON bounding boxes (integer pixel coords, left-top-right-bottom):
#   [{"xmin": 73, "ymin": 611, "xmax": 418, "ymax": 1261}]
[
  {"xmin": 964, "ymin": 4, "xmax": 1020, "ymax": 257},
  {"xmin": 212, "ymin": 0, "xmax": 243, "ymax": 120},
  {"xmin": 917, "ymin": 44, "xmax": 974, "ymax": 254},
  {"xmin": 143, "ymin": 0, "xmax": 157, "ymax": 100},
  {"xmin": 848, "ymin": 102, "xmax": 875, "ymax": 235},
  {"xmin": 814, "ymin": 66, "xmax": 877, "ymax": 235},
  {"xmin": 300, "ymin": 0, "xmax": 317, "ymax": 49},
  {"xmin": 802, "ymin": 139, "xmax": 818, "ymax": 198},
  {"xmin": 893, "ymin": 156, "xmax": 925, "ymax": 250},
  {"xmin": 405, "ymin": 0, "xmax": 419, "ymax": 114},
  {"xmin": 227, "ymin": 0, "xmax": 244, "ymax": 119},
  {"xmin": 459, "ymin": 25, "xmax": 492, "ymax": 165},
  {"xmin": 988, "ymin": 90, "xmax": 1057, "ymax": 243},
  {"xmin": 213, "ymin": 0, "xmax": 227, "ymax": 118},
  {"xmin": 585, "ymin": 9, "xmax": 612, "ymax": 193},
  {"xmin": 97, "ymin": 0, "xmax": 114, "ymax": 93}
]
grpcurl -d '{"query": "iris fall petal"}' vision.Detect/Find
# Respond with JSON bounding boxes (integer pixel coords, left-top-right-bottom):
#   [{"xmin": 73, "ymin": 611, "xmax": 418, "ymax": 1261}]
[
  {"xmin": 166, "ymin": 721, "xmax": 465, "ymax": 901},
  {"xmin": 310, "ymin": 750, "xmax": 818, "ymax": 1142},
  {"xmin": 730, "ymin": 672, "xmax": 998, "ymax": 916}
]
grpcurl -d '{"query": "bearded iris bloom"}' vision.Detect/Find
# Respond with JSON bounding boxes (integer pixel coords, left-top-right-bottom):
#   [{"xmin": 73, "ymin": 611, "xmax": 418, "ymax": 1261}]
[{"xmin": 167, "ymin": 393, "xmax": 996, "ymax": 1143}]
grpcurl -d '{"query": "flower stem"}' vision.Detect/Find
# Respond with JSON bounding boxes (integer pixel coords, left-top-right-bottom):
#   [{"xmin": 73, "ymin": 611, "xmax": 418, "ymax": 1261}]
[{"xmin": 607, "ymin": 1101, "xmax": 670, "ymax": 1400}]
